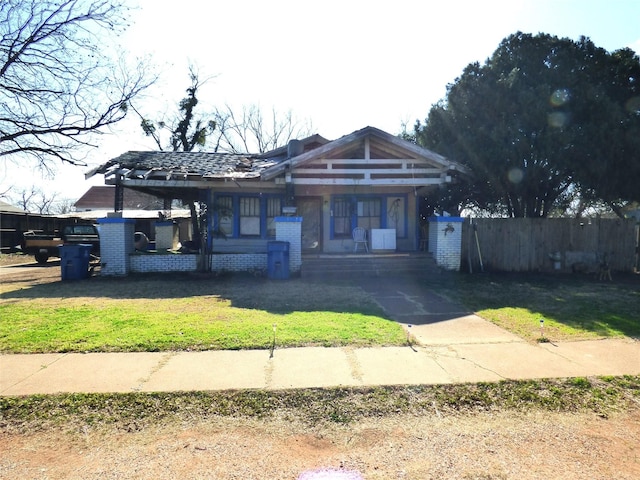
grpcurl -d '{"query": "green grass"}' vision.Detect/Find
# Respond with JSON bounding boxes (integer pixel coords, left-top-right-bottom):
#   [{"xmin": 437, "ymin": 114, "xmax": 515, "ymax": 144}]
[
  {"xmin": 2, "ymin": 376, "xmax": 638, "ymax": 431},
  {"xmin": 427, "ymin": 273, "xmax": 640, "ymax": 341},
  {"xmin": 0, "ymin": 274, "xmax": 405, "ymax": 353},
  {"xmin": 1, "ymin": 268, "xmax": 639, "ymax": 353}
]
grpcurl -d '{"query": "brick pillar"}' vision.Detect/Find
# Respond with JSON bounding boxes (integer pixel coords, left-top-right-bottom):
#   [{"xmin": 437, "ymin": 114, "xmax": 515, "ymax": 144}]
[
  {"xmin": 155, "ymin": 221, "xmax": 179, "ymax": 250},
  {"xmin": 428, "ymin": 216, "xmax": 463, "ymax": 271},
  {"xmin": 97, "ymin": 217, "xmax": 136, "ymax": 276},
  {"xmin": 275, "ymin": 216, "xmax": 302, "ymax": 274}
]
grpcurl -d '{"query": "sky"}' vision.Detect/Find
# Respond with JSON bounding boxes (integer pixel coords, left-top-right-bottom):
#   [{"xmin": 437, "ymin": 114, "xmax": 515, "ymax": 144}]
[{"xmin": 2, "ymin": 0, "xmax": 640, "ymax": 208}]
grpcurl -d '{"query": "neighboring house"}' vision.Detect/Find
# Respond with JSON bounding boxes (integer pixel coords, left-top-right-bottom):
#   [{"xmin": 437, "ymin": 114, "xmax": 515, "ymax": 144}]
[
  {"xmin": 0, "ymin": 200, "xmax": 27, "ymax": 214},
  {"xmin": 75, "ymin": 186, "xmax": 165, "ymax": 211},
  {"xmin": 68, "ymin": 186, "xmax": 191, "ymax": 242},
  {"xmin": 87, "ymin": 126, "xmax": 467, "ymax": 257}
]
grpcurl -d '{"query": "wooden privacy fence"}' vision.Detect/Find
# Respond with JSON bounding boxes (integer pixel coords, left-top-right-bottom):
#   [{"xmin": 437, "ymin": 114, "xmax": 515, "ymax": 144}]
[
  {"xmin": 461, "ymin": 217, "xmax": 639, "ymax": 273},
  {"xmin": 1, "ymin": 213, "xmax": 58, "ymax": 253}
]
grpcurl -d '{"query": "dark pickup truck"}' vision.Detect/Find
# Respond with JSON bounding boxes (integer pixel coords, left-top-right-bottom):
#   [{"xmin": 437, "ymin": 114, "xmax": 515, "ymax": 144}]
[{"xmin": 22, "ymin": 224, "xmax": 100, "ymax": 264}]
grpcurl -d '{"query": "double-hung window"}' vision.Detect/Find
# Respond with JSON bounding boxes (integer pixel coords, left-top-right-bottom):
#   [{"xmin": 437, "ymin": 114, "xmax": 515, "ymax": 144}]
[
  {"xmin": 216, "ymin": 196, "xmax": 234, "ymax": 237},
  {"xmin": 214, "ymin": 194, "xmax": 285, "ymax": 238},
  {"xmin": 239, "ymin": 197, "xmax": 261, "ymax": 236},
  {"xmin": 332, "ymin": 196, "xmax": 385, "ymax": 238},
  {"xmin": 357, "ymin": 199, "xmax": 381, "ymax": 230},
  {"xmin": 333, "ymin": 197, "xmax": 351, "ymax": 238},
  {"xmin": 266, "ymin": 197, "xmax": 281, "ymax": 237}
]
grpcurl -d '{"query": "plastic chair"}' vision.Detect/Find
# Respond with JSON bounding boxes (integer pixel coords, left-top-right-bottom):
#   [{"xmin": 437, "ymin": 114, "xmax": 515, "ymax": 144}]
[{"xmin": 352, "ymin": 227, "xmax": 368, "ymax": 252}]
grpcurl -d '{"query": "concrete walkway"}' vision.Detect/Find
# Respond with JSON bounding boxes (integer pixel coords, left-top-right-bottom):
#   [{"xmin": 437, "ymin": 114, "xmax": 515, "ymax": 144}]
[{"xmin": 1, "ymin": 277, "xmax": 639, "ymax": 396}]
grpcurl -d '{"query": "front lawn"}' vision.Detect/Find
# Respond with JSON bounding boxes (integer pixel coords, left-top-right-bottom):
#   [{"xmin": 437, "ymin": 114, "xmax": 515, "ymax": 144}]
[
  {"xmin": 429, "ymin": 273, "xmax": 640, "ymax": 342},
  {"xmin": 2, "ymin": 268, "xmax": 638, "ymax": 353},
  {"xmin": 0, "ymin": 274, "xmax": 405, "ymax": 353}
]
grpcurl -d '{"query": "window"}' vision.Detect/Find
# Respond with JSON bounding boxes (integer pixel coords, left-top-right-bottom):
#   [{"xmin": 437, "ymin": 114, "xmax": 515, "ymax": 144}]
[
  {"xmin": 333, "ymin": 197, "xmax": 351, "ymax": 238},
  {"xmin": 213, "ymin": 194, "xmax": 285, "ymax": 239},
  {"xmin": 216, "ymin": 196, "xmax": 233, "ymax": 237},
  {"xmin": 239, "ymin": 197, "xmax": 260, "ymax": 236},
  {"xmin": 331, "ymin": 196, "xmax": 405, "ymax": 240},
  {"xmin": 357, "ymin": 199, "xmax": 381, "ymax": 230},
  {"xmin": 266, "ymin": 197, "xmax": 281, "ymax": 237}
]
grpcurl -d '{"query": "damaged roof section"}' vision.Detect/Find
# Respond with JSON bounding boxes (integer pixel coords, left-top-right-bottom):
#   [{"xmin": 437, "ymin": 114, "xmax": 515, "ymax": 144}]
[{"xmin": 86, "ymin": 151, "xmax": 280, "ymax": 182}]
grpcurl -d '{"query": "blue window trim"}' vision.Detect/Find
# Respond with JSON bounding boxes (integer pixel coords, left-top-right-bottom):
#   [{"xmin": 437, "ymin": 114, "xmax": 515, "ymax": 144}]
[
  {"xmin": 211, "ymin": 192, "xmax": 285, "ymax": 239},
  {"xmin": 329, "ymin": 194, "xmax": 408, "ymax": 239}
]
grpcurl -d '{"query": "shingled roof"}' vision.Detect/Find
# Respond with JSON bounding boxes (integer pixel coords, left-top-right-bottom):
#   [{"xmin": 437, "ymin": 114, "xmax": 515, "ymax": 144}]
[{"xmin": 86, "ymin": 151, "xmax": 279, "ymax": 183}]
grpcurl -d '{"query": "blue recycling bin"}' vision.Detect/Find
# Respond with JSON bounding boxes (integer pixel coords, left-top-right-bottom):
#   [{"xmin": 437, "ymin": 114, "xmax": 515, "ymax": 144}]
[
  {"xmin": 60, "ymin": 244, "xmax": 92, "ymax": 280},
  {"xmin": 267, "ymin": 241, "xmax": 290, "ymax": 279}
]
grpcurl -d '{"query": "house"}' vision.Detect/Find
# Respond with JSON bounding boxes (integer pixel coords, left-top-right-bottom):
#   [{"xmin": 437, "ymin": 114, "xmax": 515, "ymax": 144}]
[
  {"xmin": 87, "ymin": 126, "xmax": 468, "ymax": 274},
  {"xmin": 75, "ymin": 186, "xmax": 166, "ymax": 211}
]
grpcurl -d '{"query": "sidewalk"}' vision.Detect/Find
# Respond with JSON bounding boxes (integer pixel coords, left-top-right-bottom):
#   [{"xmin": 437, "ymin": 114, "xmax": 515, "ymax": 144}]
[{"xmin": 1, "ymin": 277, "xmax": 639, "ymax": 396}]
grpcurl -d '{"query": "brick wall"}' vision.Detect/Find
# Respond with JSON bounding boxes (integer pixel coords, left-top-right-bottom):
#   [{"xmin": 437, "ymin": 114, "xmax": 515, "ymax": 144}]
[
  {"xmin": 130, "ymin": 253, "xmax": 197, "ymax": 273},
  {"xmin": 98, "ymin": 217, "xmax": 135, "ymax": 276},
  {"xmin": 428, "ymin": 217, "xmax": 463, "ymax": 271},
  {"xmin": 98, "ymin": 216, "xmax": 304, "ymax": 276},
  {"xmin": 211, "ymin": 253, "xmax": 267, "ymax": 272},
  {"xmin": 275, "ymin": 216, "xmax": 302, "ymax": 273}
]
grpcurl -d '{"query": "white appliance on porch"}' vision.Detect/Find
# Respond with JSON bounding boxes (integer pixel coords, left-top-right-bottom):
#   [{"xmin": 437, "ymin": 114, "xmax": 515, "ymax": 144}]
[{"xmin": 370, "ymin": 228, "xmax": 396, "ymax": 252}]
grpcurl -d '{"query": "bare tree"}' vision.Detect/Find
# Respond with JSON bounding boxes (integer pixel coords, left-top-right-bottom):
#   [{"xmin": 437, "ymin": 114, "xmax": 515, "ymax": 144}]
[
  {"xmin": 213, "ymin": 104, "xmax": 315, "ymax": 153},
  {"xmin": 50, "ymin": 197, "xmax": 76, "ymax": 215},
  {"xmin": 0, "ymin": 0, "xmax": 156, "ymax": 169},
  {"xmin": 13, "ymin": 187, "xmax": 38, "ymax": 212},
  {"xmin": 0, "ymin": 185, "xmax": 11, "ymax": 200},
  {"xmin": 9, "ymin": 187, "xmax": 60, "ymax": 214}
]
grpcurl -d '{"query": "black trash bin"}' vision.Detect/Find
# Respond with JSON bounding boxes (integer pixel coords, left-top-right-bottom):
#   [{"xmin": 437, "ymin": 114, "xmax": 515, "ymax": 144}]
[
  {"xmin": 60, "ymin": 244, "xmax": 92, "ymax": 280},
  {"xmin": 267, "ymin": 241, "xmax": 290, "ymax": 279}
]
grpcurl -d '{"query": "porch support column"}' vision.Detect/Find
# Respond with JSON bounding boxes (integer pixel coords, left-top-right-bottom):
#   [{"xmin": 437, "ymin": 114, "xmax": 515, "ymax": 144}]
[
  {"xmin": 428, "ymin": 216, "xmax": 463, "ymax": 271},
  {"xmin": 97, "ymin": 217, "xmax": 136, "ymax": 276},
  {"xmin": 114, "ymin": 178, "xmax": 124, "ymax": 212},
  {"xmin": 275, "ymin": 216, "xmax": 302, "ymax": 274}
]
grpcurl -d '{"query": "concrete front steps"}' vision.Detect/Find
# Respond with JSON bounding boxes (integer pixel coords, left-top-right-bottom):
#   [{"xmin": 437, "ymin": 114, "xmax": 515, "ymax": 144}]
[{"xmin": 300, "ymin": 252, "xmax": 441, "ymax": 280}]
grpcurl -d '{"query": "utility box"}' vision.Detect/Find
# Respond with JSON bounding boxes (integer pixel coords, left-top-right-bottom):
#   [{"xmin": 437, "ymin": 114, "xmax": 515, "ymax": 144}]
[
  {"xmin": 60, "ymin": 244, "xmax": 92, "ymax": 280},
  {"xmin": 267, "ymin": 241, "xmax": 290, "ymax": 279}
]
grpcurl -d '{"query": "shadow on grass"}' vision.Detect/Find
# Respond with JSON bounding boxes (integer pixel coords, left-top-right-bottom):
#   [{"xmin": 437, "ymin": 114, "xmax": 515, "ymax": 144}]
[
  {"xmin": 0, "ymin": 269, "xmax": 391, "ymax": 318},
  {"xmin": 3, "ymin": 266, "xmax": 639, "ymax": 338},
  {"xmin": 429, "ymin": 272, "xmax": 640, "ymax": 339}
]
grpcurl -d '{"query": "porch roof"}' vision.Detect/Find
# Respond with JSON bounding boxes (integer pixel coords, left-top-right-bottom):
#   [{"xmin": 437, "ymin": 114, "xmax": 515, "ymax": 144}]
[{"xmin": 85, "ymin": 151, "xmax": 276, "ymax": 182}]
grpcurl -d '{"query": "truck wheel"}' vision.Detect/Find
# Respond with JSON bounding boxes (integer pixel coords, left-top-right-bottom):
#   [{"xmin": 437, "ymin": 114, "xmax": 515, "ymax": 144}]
[{"xmin": 35, "ymin": 251, "xmax": 49, "ymax": 264}]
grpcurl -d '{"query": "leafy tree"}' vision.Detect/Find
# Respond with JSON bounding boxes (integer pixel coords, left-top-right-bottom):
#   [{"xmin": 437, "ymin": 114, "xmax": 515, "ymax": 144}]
[
  {"xmin": 0, "ymin": 0, "xmax": 155, "ymax": 168},
  {"xmin": 136, "ymin": 66, "xmax": 216, "ymax": 153},
  {"xmin": 414, "ymin": 32, "xmax": 640, "ymax": 217}
]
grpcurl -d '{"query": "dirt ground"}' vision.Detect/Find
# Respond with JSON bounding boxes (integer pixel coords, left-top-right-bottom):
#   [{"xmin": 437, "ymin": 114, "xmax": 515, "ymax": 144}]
[
  {"xmin": 2, "ymin": 260, "xmax": 639, "ymax": 479},
  {"xmin": 1, "ymin": 410, "xmax": 639, "ymax": 479}
]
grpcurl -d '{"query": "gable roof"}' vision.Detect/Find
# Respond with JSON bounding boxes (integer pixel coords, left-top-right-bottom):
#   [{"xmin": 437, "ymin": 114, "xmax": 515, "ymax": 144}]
[
  {"xmin": 86, "ymin": 126, "xmax": 467, "ymax": 191},
  {"xmin": 261, "ymin": 126, "xmax": 467, "ymax": 180},
  {"xmin": 0, "ymin": 199, "xmax": 27, "ymax": 214}
]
